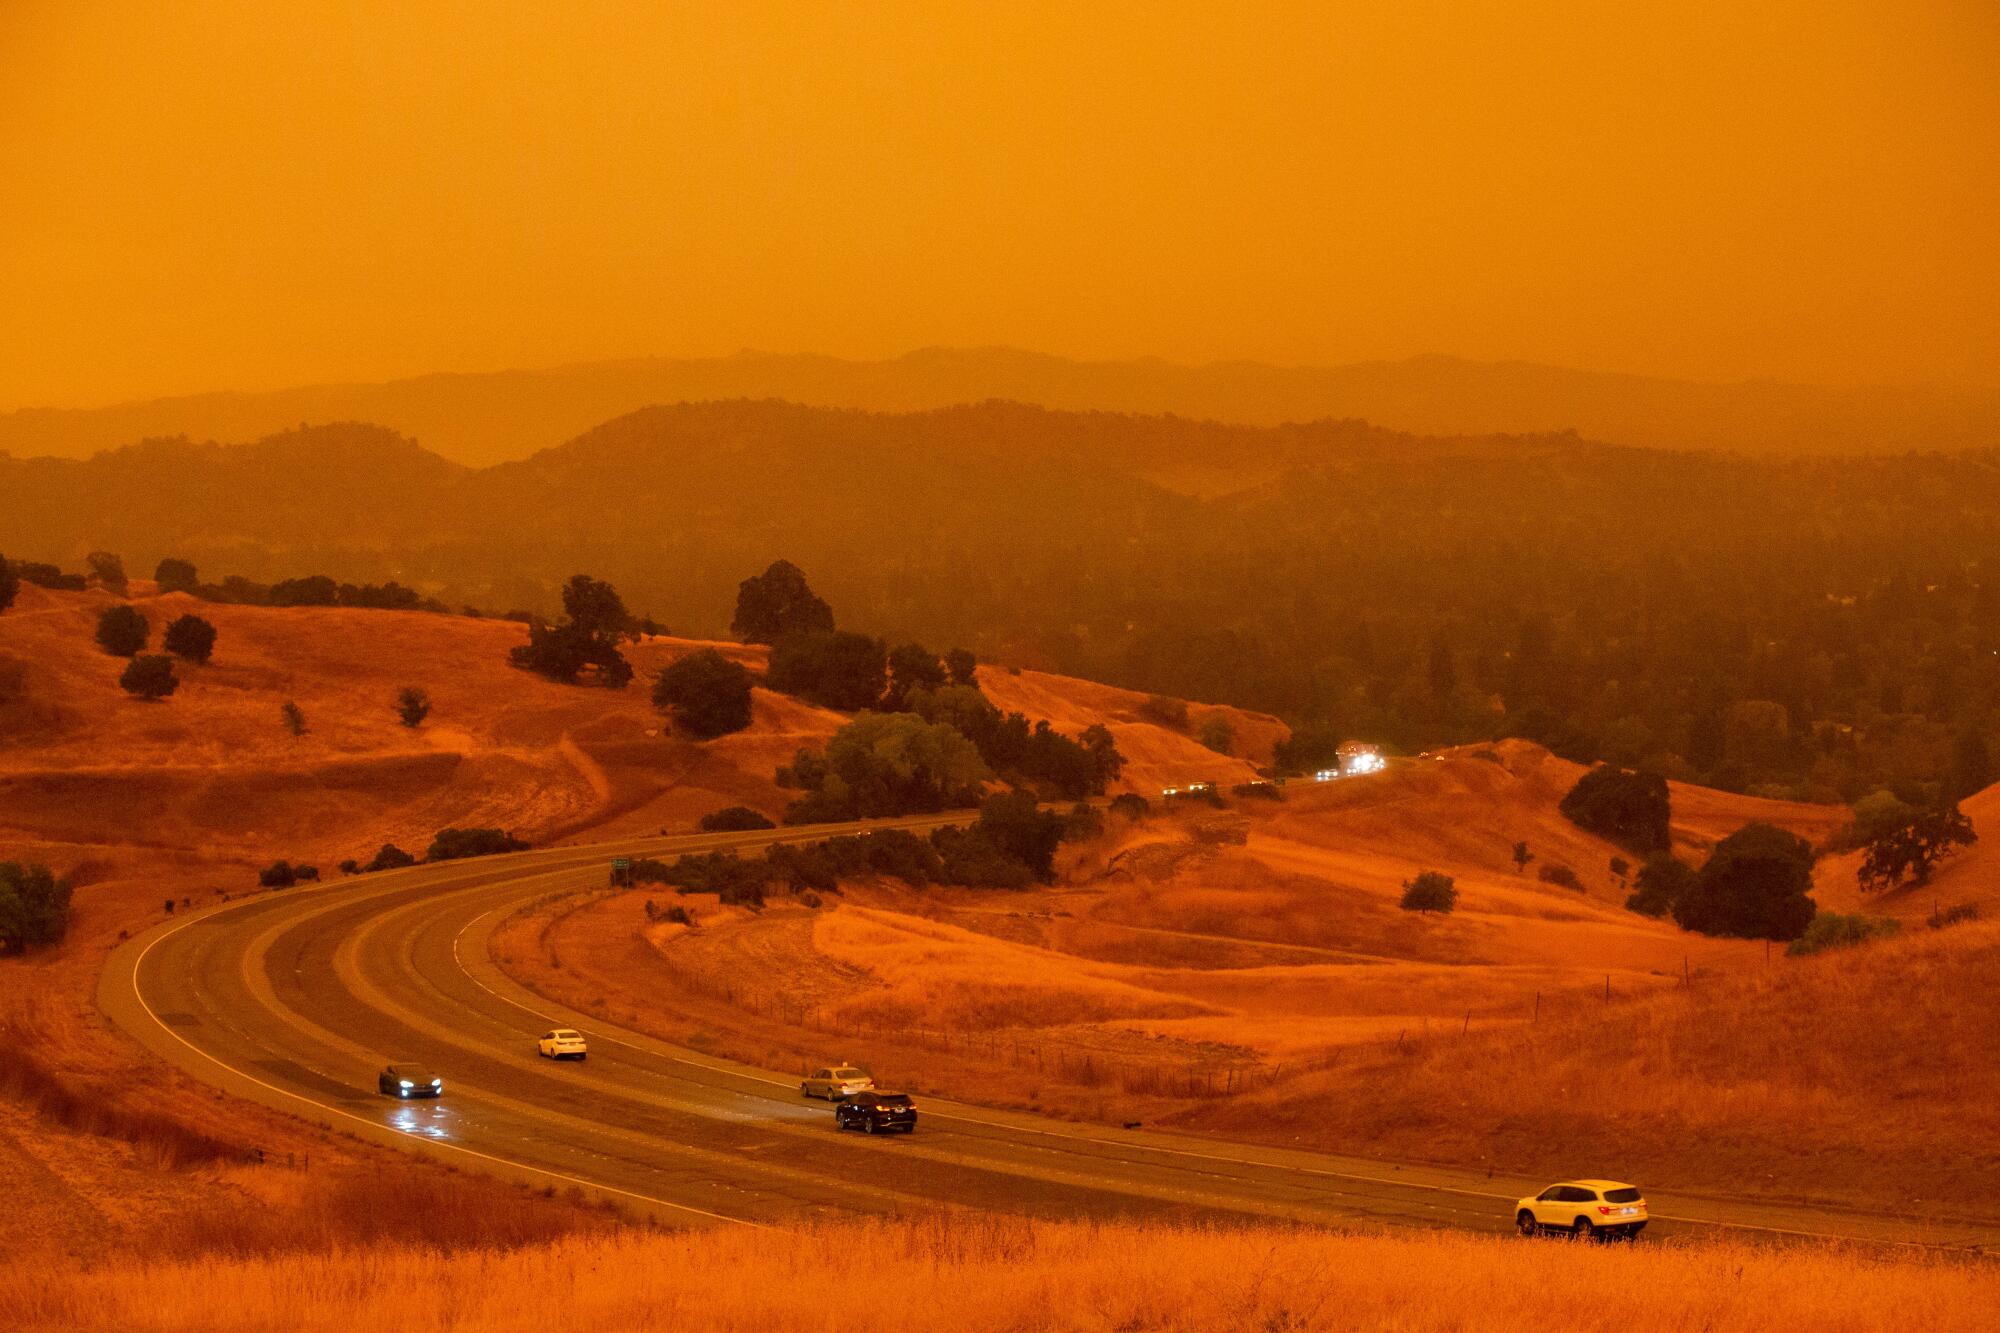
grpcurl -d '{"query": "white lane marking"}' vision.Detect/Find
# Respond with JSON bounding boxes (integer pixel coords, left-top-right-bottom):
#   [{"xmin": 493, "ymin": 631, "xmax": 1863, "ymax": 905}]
[{"xmin": 127, "ymin": 906, "xmax": 759, "ymax": 1227}]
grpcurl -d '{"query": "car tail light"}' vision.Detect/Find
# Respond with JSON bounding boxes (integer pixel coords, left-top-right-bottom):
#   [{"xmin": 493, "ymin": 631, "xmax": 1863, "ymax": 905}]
[{"xmin": 1597, "ymin": 1207, "xmax": 1614, "ymax": 1215}]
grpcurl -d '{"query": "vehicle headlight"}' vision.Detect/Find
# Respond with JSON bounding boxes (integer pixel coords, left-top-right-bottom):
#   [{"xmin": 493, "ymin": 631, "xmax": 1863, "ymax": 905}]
[
  {"xmin": 431, "ymin": 1079, "xmax": 442, "ymax": 1087},
  {"xmin": 399, "ymin": 1080, "xmax": 414, "ymax": 1088}
]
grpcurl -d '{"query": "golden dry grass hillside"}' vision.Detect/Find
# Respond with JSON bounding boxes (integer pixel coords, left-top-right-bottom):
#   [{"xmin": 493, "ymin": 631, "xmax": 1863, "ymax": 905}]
[
  {"xmin": 7, "ymin": 1215, "xmax": 1993, "ymax": 1333},
  {"xmin": 0, "ymin": 581, "xmax": 1272, "ymax": 1162},
  {"xmin": 495, "ymin": 738, "xmax": 1997, "ymax": 1212}
]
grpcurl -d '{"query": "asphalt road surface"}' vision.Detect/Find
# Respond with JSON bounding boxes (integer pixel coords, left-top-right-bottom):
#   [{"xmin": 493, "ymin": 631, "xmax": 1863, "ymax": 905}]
[{"xmin": 100, "ymin": 818, "xmax": 1999, "ymax": 1251}]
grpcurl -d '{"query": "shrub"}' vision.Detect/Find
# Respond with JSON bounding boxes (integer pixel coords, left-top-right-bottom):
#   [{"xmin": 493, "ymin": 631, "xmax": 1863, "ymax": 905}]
[
  {"xmin": 119, "ymin": 654, "xmax": 179, "ymax": 699},
  {"xmin": 699, "ymin": 806, "xmax": 776, "ymax": 833},
  {"xmin": 269, "ymin": 574, "xmax": 339, "ymax": 606},
  {"xmin": 396, "ymin": 686, "xmax": 432, "ymax": 728},
  {"xmin": 0, "ymin": 862, "xmax": 72, "ymax": 953},
  {"xmin": 14, "ymin": 562, "xmax": 85, "ymax": 591},
  {"xmin": 1558, "ymin": 764, "xmax": 1671, "ymax": 853},
  {"xmin": 0, "ymin": 556, "xmax": 17, "ymax": 615},
  {"xmin": 883, "ymin": 643, "xmax": 948, "ymax": 709},
  {"xmin": 783, "ymin": 712, "xmax": 990, "ymax": 821},
  {"xmin": 766, "ymin": 631, "xmax": 887, "ymax": 712},
  {"xmin": 162, "ymin": 614, "xmax": 217, "ymax": 664},
  {"xmin": 1110, "ymin": 793, "xmax": 1151, "ymax": 821},
  {"xmin": 731, "ymin": 559, "xmax": 835, "ymax": 645},
  {"xmin": 646, "ymin": 850, "xmax": 767, "ymax": 906},
  {"xmin": 259, "ymin": 861, "xmax": 297, "ymax": 888},
  {"xmin": 95, "ymin": 605, "xmax": 149, "ymax": 656},
  {"xmin": 1197, "ymin": 715, "xmax": 1235, "ymax": 755},
  {"xmin": 153, "ymin": 558, "xmax": 199, "ymax": 593},
  {"xmin": 1929, "ymin": 902, "xmax": 1981, "ymax": 930},
  {"xmin": 1674, "ymin": 822, "xmax": 1817, "ymax": 940},
  {"xmin": 1399, "ymin": 871, "xmax": 1457, "ymax": 914},
  {"xmin": 1511, "ymin": 841, "xmax": 1534, "ymax": 872},
  {"xmin": 974, "ymin": 791, "xmax": 1067, "ymax": 882},
  {"xmin": 1626, "ymin": 853, "xmax": 1694, "ymax": 918},
  {"xmin": 944, "ymin": 648, "xmax": 978, "ymax": 686},
  {"xmin": 1138, "ymin": 695, "xmax": 1190, "ymax": 730},
  {"xmin": 425, "ymin": 828, "xmax": 529, "ymax": 862},
  {"xmin": 1062, "ymin": 803, "xmax": 1106, "ymax": 842},
  {"xmin": 1841, "ymin": 789, "xmax": 1917, "ymax": 850},
  {"xmin": 931, "ymin": 825, "xmax": 1035, "ymax": 889},
  {"xmin": 294, "ymin": 865, "xmax": 320, "ymax": 883},
  {"xmin": 365, "ymin": 843, "xmax": 417, "ymax": 872},
  {"xmin": 1787, "ymin": 912, "xmax": 1903, "ymax": 957},
  {"xmin": 281, "ymin": 701, "xmax": 307, "ymax": 735},
  {"xmin": 1536, "ymin": 863, "xmax": 1583, "ymax": 890},
  {"xmin": 652, "ymin": 650, "xmax": 753, "ymax": 738},
  {"xmin": 338, "ymin": 860, "xmax": 361, "ymax": 876},
  {"xmin": 85, "ymin": 551, "xmax": 128, "ymax": 593}
]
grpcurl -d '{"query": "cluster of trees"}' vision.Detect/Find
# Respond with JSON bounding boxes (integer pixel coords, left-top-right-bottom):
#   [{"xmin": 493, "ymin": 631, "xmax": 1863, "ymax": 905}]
[
  {"xmin": 634, "ymin": 792, "xmax": 1081, "ymax": 905},
  {"xmin": 736, "ymin": 562, "xmax": 1121, "ymax": 812},
  {"xmin": 1618, "ymin": 823, "xmax": 1817, "ymax": 940},
  {"xmin": 0, "ymin": 862, "xmax": 72, "ymax": 954},
  {"xmin": 90, "ymin": 604, "xmax": 219, "ymax": 699}
]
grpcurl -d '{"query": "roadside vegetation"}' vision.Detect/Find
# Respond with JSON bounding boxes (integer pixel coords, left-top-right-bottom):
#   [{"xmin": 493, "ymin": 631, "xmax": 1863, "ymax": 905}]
[{"xmin": 6, "ymin": 1216, "xmax": 1992, "ymax": 1333}]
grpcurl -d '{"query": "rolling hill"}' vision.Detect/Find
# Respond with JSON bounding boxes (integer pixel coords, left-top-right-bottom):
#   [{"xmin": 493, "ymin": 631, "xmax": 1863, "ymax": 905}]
[{"xmin": 5, "ymin": 346, "xmax": 1996, "ymax": 465}]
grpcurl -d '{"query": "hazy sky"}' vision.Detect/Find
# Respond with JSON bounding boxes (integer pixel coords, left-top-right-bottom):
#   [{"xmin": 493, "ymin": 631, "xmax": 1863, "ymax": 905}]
[{"xmin": 2, "ymin": 1, "xmax": 1995, "ymax": 409}]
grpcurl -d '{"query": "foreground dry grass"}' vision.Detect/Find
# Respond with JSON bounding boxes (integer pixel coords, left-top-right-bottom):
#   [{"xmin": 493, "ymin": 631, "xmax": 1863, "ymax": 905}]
[{"xmin": 8, "ymin": 1217, "xmax": 1993, "ymax": 1333}]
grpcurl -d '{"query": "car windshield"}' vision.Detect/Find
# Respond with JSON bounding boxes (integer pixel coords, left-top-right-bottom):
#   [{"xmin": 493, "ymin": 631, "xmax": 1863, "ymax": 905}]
[
  {"xmin": 873, "ymin": 1094, "xmax": 911, "ymax": 1105},
  {"xmin": 1603, "ymin": 1187, "xmax": 1641, "ymax": 1203},
  {"xmin": 392, "ymin": 1066, "xmax": 434, "ymax": 1079}
]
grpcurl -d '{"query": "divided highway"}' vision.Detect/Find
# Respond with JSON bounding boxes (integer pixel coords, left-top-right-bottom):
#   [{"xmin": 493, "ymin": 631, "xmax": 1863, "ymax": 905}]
[{"xmin": 100, "ymin": 820, "xmax": 1998, "ymax": 1249}]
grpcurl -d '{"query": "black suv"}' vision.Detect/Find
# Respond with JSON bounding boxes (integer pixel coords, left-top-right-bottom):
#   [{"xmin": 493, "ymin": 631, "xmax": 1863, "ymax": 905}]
[{"xmin": 835, "ymin": 1090, "xmax": 917, "ymax": 1134}]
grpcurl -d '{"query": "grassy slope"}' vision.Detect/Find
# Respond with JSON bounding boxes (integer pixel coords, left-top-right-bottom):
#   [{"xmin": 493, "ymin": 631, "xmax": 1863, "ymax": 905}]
[
  {"xmin": 8, "ymin": 1217, "xmax": 1994, "ymax": 1333},
  {"xmin": 0, "ymin": 582, "xmax": 1275, "ymax": 1231},
  {"xmin": 500, "ymin": 738, "xmax": 1999, "ymax": 1211}
]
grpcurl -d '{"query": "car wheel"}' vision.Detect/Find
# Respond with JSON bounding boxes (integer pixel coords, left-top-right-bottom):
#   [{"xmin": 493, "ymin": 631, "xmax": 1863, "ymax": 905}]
[
  {"xmin": 1516, "ymin": 1210, "xmax": 1537, "ymax": 1237},
  {"xmin": 865, "ymin": 1118, "xmax": 877, "ymax": 1135},
  {"xmin": 1572, "ymin": 1218, "xmax": 1594, "ymax": 1241}
]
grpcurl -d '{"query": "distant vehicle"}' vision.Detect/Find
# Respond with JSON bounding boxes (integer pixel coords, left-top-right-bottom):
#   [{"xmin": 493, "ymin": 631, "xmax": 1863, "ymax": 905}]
[
  {"xmin": 1337, "ymin": 742, "xmax": 1387, "ymax": 776},
  {"xmin": 538, "ymin": 1029, "xmax": 588, "ymax": 1060},
  {"xmin": 801, "ymin": 1064, "xmax": 875, "ymax": 1100},
  {"xmin": 1515, "ymin": 1180, "xmax": 1648, "ymax": 1240},
  {"xmin": 378, "ymin": 1062, "xmax": 443, "ymax": 1098},
  {"xmin": 1313, "ymin": 768, "xmax": 1339, "ymax": 782},
  {"xmin": 835, "ymin": 1090, "xmax": 918, "ymax": 1134}
]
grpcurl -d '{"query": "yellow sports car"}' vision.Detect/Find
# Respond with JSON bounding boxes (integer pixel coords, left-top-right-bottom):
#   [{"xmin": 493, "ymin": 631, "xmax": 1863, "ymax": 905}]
[{"xmin": 1516, "ymin": 1180, "xmax": 1648, "ymax": 1240}]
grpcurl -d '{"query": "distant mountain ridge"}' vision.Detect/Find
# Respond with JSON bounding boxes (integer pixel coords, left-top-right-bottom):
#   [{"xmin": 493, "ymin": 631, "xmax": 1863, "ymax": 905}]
[{"xmin": 4, "ymin": 347, "xmax": 1995, "ymax": 465}]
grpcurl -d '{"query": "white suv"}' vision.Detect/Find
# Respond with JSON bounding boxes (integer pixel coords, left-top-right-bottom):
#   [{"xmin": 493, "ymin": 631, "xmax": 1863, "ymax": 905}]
[
  {"xmin": 801, "ymin": 1065, "xmax": 874, "ymax": 1100},
  {"xmin": 537, "ymin": 1029, "xmax": 588, "ymax": 1060}
]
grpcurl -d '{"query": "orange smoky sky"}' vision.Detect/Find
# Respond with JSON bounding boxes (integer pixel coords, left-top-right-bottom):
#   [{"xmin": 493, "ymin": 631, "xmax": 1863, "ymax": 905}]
[{"xmin": 0, "ymin": 0, "xmax": 1994, "ymax": 410}]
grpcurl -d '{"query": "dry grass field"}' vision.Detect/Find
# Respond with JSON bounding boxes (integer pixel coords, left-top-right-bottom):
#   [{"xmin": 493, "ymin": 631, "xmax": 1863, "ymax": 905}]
[
  {"xmin": 501, "ymin": 740, "xmax": 1999, "ymax": 1212},
  {"xmin": 6, "ymin": 1215, "xmax": 1993, "ymax": 1333}
]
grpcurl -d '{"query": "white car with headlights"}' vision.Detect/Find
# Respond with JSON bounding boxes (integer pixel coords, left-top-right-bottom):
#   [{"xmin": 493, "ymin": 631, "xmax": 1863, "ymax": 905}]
[
  {"xmin": 801, "ymin": 1064, "xmax": 874, "ymax": 1100},
  {"xmin": 537, "ymin": 1029, "xmax": 588, "ymax": 1060}
]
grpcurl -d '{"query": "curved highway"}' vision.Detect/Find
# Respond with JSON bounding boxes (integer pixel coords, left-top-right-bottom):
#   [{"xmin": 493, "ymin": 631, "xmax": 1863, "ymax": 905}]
[{"xmin": 100, "ymin": 820, "xmax": 1999, "ymax": 1248}]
